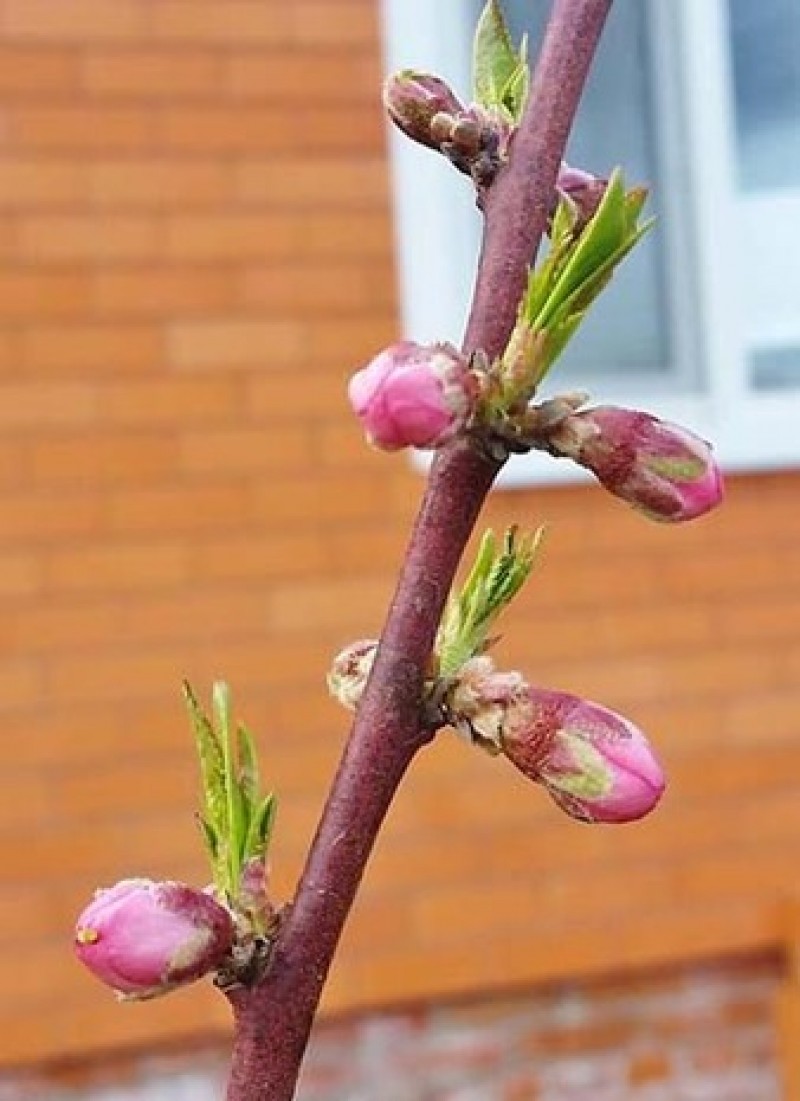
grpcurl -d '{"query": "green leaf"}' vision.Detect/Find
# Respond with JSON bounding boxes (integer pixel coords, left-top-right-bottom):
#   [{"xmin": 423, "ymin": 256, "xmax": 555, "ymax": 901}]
[
  {"xmin": 197, "ymin": 814, "xmax": 219, "ymax": 863},
  {"xmin": 472, "ymin": 1, "xmax": 529, "ymax": 120},
  {"xmin": 436, "ymin": 527, "xmax": 544, "ymax": 676},
  {"xmin": 184, "ymin": 681, "xmax": 226, "ymax": 839},
  {"xmin": 510, "ymin": 169, "xmax": 653, "ymax": 387},
  {"xmin": 236, "ymin": 723, "xmax": 259, "ymax": 813},
  {"xmin": 246, "ymin": 793, "xmax": 278, "ymax": 860},
  {"xmin": 213, "ymin": 681, "xmax": 249, "ymax": 896}
]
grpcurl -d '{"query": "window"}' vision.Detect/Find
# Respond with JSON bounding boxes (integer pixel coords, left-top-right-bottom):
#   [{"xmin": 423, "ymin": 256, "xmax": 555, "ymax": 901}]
[{"xmin": 380, "ymin": 0, "xmax": 800, "ymax": 484}]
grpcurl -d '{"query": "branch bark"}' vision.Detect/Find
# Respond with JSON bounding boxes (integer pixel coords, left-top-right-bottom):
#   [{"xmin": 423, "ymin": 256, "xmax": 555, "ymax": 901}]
[{"xmin": 225, "ymin": 2, "xmax": 613, "ymax": 1097}]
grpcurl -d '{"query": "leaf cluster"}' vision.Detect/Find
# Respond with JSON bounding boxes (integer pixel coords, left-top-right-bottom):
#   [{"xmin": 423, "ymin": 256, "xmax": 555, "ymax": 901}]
[
  {"xmin": 520, "ymin": 169, "xmax": 652, "ymax": 388},
  {"xmin": 184, "ymin": 681, "xmax": 277, "ymax": 906},
  {"xmin": 436, "ymin": 527, "xmax": 544, "ymax": 676}
]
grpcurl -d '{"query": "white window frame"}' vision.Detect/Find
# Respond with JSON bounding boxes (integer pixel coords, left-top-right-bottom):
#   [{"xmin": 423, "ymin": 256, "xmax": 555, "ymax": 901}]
[{"xmin": 379, "ymin": 0, "xmax": 800, "ymax": 487}]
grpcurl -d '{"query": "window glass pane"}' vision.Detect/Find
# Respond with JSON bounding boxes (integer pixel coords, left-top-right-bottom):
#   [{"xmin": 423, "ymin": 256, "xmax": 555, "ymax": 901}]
[
  {"xmin": 472, "ymin": 0, "xmax": 671, "ymax": 379},
  {"xmin": 729, "ymin": 0, "xmax": 800, "ymax": 192},
  {"xmin": 749, "ymin": 345, "xmax": 800, "ymax": 390}
]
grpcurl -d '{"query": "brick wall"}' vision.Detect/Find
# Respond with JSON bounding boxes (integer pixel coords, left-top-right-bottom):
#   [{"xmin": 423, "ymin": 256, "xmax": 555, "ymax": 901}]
[
  {"xmin": 1, "ymin": 956, "xmax": 784, "ymax": 1099},
  {"xmin": 2, "ymin": 0, "xmax": 799, "ymax": 1074}
]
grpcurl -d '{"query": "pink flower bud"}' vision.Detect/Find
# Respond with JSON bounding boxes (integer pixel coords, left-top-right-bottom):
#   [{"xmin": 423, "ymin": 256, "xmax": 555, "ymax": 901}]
[
  {"xmin": 500, "ymin": 687, "xmax": 665, "ymax": 823},
  {"xmin": 74, "ymin": 878, "xmax": 234, "ymax": 999},
  {"xmin": 348, "ymin": 342, "xmax": 474, "ymax": 451},
  {"xmin": 327, "ymin": 638, "xmax": 378, "ymax": 710},
  {"xmin": 383, "ymin": 70, "xmax": 465, "ymax": 149},
  {"xmin": 548, "ymin": 405, "xmax": 723, "ymax": 522}
]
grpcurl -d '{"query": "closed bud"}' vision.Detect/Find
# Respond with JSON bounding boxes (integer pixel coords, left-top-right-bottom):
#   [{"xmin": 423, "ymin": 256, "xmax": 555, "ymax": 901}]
[
  {"xmin": 74, "ymin": 879, "xmax": 234, "ymax": 999},
  {"xmin": 447, "ymin": 655, "xmax": 526, "ymax": 752},
  {"xmin": 348, "ymin": 341, "xmax": 474, "ymax": 451},
  {"xmin": 555, "ymin": 161, "xmax": 608, "ymax": 230},
  {"xmin": 238, "ymin": 856, "xmax": 276, "ymax": 935},
  {"xmin": 383, "ymin": 70, "xmax": 465, "ymax": 149},
  {"xmin": 500, "ymin": 687, "xmax": 665, "ymax": 823},
  {"xmin": 327, "ymin": 638, "xmax": 378, "ymax": 710},
  {"xmin": 548, "ymin": 405, "xmax": 723, "ymax": 522}
]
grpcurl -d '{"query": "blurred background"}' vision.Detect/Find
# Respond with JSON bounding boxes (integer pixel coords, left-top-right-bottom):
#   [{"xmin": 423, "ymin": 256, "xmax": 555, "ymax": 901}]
[{"xmin": 0, "ymin": 0, "xmax": 798, "ymax": 1098}]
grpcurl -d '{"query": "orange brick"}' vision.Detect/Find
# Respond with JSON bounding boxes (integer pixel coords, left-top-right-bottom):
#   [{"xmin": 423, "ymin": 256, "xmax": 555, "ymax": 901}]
[
  {"xmin": 0, "ymin": 216, "xmax": 17, "ymax": 261},
  {"xmin": 316, "ymin": 422, "xmax": 379, "ymax": 468},
  {"xmin": 253, "ymin": 472, "xmax": 398, "ymax": 524},
  {"xmin": 158, "ymin": 106, "xmax": 382, "ymax": 153},
  {"xmin": 0, "ymin": 886, "xmax": 62, "ymax": 942},
  {"xmin": 30, "ymin": 432, "xmax": 176, "ymax": 486},
  {"xmin": 96, "ymin": 378, "xmax": 239, "ymax": 425},
  {"xmin": 9, "ymin": 700, "xmax": 190, "ymax": 768},
  {"xmin": 234, "ymin": 158, "xmax": 388, "ymax": 207},
  {"xmin": 179, "ymin": 426, "xmax": 310, "ymax": 474},
  {"xmin": 0, "ymin": 765, "xmax": 47, "ymax": 830},
  {"xmin": 0, "ymin": 492, "xmax": 102, "ymax": 543},
  {"xmin": 0, "ymin": 550, "xmax": 42, "ymax": 597},
  {"xmin": 246, "ymin": 371, "xmax": 350, "ymax": 421},
  {"xmin": 2, "ymin": 0, "xmax": 145, "ymax": 39},
  {"xmin": 20, "ymin": 323, "xmax": 162, "ymax": 375},
  {"xmin": 54, "ymin": 753, "xmax": 194, "ymax": 820},
  {"xmin": 0, "ymin": 158, "xmax": 89, "ymax": 207},
  {"xmin": 82, "ymin": 48, "xmax": 223, "ymax": 97},
  {"xmin": 17, "ymin": 214, "xmax": 160, "ymax": 262},
  {"xmin": 326, "ymin": 522, "xmax": 408, "ymax": 570},
  {"xmin": 226, "ymin": 52, "xmax": 380, "ymax": 101},
  {"xmin": 308, "ymin": 316, "xmax": 398, "ymax": 363},
  {"xmin": 0, "ymin": 382, "xmax": 96, "ymax": 427},
  {"xmin": 92, "ymin": 267, "xmax": 237, "ymax": 318},
  {"xmin": 167, "ymin": 318, "xmax": 304, "ymax": 369},
  {"xmin": 193, "ymin": 531, "xmax": 325, "ymax": 582},
  {"xmin": 178, "ymin": 635, "xmax": 336, "ymax": 692},
  {"xmin": 151, "ymin": 2, "xmax": 292, "ymax": 44},
  {"xmin": 0, "ymin": 270, "xmax": 90, "ymax": 320},
  {"xmin": 8, "ymin": 587, "xmax": 270, "ymax": 653},
  {"xmin": 88, "ymin": 159, "xmax": 233, "ymax": 207},
  {"xmin": 295, "ymin": 213, "xmax": 392, "ymax": 260},
  {"xmin": 267, "ymin": 574, "xmax": 392, "ymax": 633},
  {"xmin": 48, "ymin": 647, "xmax": 192, "ymax": 705},
  {"xmin": 240, "ymin": 263, "xmax": 395, "ymax": 315},
  {"xmin": 164, "ymin": 213, "xmax": 296, "ymax": 262},
  {"xmin": 291, "ymin": 4, "xmax": 377, "ymax": 46},
  {"xmin": 0, "ymin": 439, "xmax": 26, "ymax": 484},
  {"xmin": 46, "ymin": 541, "xmax": 188, "ymax": 594},
  {"xmin": 106, "ymin": 482, "xmax": 250, "ymax": 534},
  {"xmin": 0, "ymin": 47, "xmax": 80, "ymax": 93},
  {"xmin": 10, "ymin": 106, "xmax": 153, "ymax": 151}
]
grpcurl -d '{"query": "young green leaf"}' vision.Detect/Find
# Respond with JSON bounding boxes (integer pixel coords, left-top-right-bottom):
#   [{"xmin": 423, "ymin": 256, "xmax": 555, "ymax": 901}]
[
  {"xmin": 197, "ymin": 814, "xmax": 220, "ymax": 864},
  {"xmin": 472, "ymin": 0, "xmax": 529, "ymax": 121},
  {"xmin": 184, "ymin": 681, "xmax": 226, "ymax": 841},
  {"xmin": 236, "ymin": 723, "xmax": 259, "ymax": 813},
  {"xmin": 246, "ymin": 793, "xmax": 279, "ymax": 860},
  {"xmin": 436, "ymin": 527, "xmax": 544, "ymax": 676}
]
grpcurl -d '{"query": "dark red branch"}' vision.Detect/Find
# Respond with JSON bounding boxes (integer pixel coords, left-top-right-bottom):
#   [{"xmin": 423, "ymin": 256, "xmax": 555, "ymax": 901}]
[{"xmin": 225, "ymin": 2, "xmax": 613, "ymax": 1098}]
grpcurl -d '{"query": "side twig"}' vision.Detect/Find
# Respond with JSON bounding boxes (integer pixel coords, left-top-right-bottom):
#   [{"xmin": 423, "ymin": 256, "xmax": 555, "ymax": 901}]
[{"xmin": 225, "ymin": 2, "xmax": 613, "ymax": 1098}]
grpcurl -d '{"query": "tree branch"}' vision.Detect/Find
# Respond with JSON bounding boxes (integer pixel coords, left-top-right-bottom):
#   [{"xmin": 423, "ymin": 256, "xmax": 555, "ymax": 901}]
[{"xmin": 225, "ymin": 2, "xmax": 613, "ymax": 1097}]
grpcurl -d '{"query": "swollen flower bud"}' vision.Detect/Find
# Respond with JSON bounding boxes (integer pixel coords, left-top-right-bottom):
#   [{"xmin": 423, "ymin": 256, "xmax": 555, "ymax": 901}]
[
  {"xmin": 348, "ymin": 341, "xmax": 474, "ymax": 451},
  {"xmin": 547, "ymin": 405, "xmax": 723, "ymax": 522},
  {"xmin": 327, "ymin": 639, "xmax": 378, "ymax": 710},
  {"xmin": 500, "ymin": 687, "xmax": 665, "ymax": 823},
  {"xmin": 74, "ymin": 879, "xmax": 234, "ymax": 999},
  {"xmin": 383, "ymin": 70, "xmax": 465, "ymax": 149}
]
